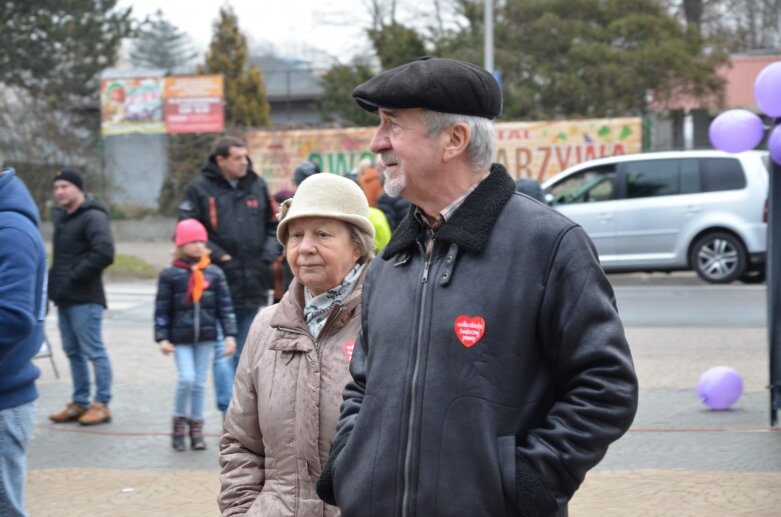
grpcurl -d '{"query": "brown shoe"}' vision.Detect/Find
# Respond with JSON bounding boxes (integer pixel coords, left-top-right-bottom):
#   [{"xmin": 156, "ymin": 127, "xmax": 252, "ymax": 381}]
[
  {"xmin": 49, "ymin": 402, "xmax": 87, "ymax": 423},
  {"xmin": 78, "ymin": 402, "xmax": 112, "ymax": 426}
]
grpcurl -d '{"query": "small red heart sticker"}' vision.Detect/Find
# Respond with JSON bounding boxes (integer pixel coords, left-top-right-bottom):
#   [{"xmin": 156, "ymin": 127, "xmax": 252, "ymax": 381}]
[
  {"xmin": 454, "ymin": 315, "xmax": 485, "ymax": 348},
  {"xmin": 343, "ymin": 340, "xmax": 356, "ymax": 362}
]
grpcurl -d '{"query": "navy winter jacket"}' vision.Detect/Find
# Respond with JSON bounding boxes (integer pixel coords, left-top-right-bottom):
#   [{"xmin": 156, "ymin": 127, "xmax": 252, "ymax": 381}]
[
  {"xmin": 154, "ymin": 259, "xmax": 238, "ymax": 344},
  {"xmin": 317, "ymin": 166, "xmax": 638, "ymax": 517},
  {"xmin": 0, "ymin": 168, "xmax": 47, "ymax": 411}
]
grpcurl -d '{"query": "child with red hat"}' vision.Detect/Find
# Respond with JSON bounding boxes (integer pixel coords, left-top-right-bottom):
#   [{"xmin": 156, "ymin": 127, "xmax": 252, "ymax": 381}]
[{"xmin": 154, "ymin": 219, "xmax": 238, "ymax": 451}]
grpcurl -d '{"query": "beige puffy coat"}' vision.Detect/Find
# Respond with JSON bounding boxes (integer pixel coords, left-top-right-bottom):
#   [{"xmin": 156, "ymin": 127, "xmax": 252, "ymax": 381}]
[{"xmin": 218, "ymin": 270, "xmax": 365, "ymax": 516}]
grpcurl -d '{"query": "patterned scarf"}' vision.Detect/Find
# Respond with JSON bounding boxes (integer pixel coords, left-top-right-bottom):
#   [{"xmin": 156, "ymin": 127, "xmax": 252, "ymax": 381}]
[
  {"xmin": 303, "ymin": 262, "xmax": 364, "ymax": 339},
  {"xmin": 172, "ymin": 254, "xmax": 211, "ymax": 303}
]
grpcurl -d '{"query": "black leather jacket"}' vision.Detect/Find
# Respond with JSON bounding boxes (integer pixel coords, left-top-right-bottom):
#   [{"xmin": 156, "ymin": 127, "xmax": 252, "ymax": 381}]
[{"xmin": 318, "ymin": 166, "xmax": 638, "ymax": 517}]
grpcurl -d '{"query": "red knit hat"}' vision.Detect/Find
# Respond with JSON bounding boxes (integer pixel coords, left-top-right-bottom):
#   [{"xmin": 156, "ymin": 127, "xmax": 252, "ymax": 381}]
[{"xmin": 175, "ymin": 219, "xmax": 208, "ymax": 246}]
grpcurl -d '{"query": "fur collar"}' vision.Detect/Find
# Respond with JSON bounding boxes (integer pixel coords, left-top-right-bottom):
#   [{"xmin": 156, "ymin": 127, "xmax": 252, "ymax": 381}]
[{"xmin": 381, "ymin": 164, "xmax": 516, "ymax": 259}]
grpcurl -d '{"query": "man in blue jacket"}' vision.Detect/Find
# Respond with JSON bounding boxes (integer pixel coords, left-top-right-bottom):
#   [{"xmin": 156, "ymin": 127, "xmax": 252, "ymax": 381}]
[
  {"xmin": 0, "ymin": 167, "xmax": 47, "ymax": 517},
  {"xmin": 317, "ymin": 58, "xmax": 638, "ymax": 517}
]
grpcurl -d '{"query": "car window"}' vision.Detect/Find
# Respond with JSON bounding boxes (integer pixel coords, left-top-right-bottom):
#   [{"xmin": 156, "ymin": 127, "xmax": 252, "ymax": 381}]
[
  {"xmin": 680, "ymin": 159, "xmax": 700, "ymax": 194},
  {"xmin": 701, "ymin": 158, "xmax": 746, "ymax": 192},
  {"xmin": 625, "ymin": 159, "xmax": 678, "ymax": 199},
  {"xmin": 548, "ymin": 165, "xmax": 616, "ymax": 205}
]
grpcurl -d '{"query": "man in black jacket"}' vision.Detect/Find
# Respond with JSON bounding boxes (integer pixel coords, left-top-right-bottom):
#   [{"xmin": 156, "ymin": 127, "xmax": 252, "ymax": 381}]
[
  {"xmin": 178, "ymin": 137, "xmax": 279, "ymax": 414},
  {"xmin": 316, "ymin": 58, "xmax": 638, "ymax": 517},
  {"xmin": 48, "ymin": 169, "xmax": 115, "ymax": 426}
]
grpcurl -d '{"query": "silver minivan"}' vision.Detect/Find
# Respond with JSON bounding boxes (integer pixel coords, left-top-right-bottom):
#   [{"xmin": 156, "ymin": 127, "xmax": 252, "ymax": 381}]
[{"xmin": 542, "ymin": 150, "xmax": 769, "ymax": 284}]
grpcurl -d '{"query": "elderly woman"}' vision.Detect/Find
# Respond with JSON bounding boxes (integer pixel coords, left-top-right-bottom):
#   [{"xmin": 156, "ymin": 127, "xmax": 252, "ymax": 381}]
[{"xmin": 218, "ymin": 173, "xmax": 375, "ymax": 516}]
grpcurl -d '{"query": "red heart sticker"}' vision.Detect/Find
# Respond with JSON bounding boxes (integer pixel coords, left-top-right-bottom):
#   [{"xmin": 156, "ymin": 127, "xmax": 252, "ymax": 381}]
[
  {"xmin": 454, "ymin": 315, "xmax": 485, "ymax": 348},
  {"xmin": 343, "ymin": 340, "xmax": 356, "ymax": 362}
]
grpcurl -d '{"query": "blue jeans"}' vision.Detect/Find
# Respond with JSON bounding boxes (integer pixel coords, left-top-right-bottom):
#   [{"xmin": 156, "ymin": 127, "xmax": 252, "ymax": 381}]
[
  {"xmin": 213, "ymin": 325, "xmax": 233, "ymax": 413},
  {"xmin": 232, "ymin": 307, "xmax": 259, "ymax": 370},
  {"xmin": 174, "ymin": 342, "xmax": 214, "ymax": 421},
  {"xmin": 213, "ymin": 307, "xmax": 259, "ymax": 412},
  {"xmin": 0, "ymin": 401, "xmax": 36, "ymax": 517},
  {"xmin": 57, "ymin": 304, "xmax": 113, "ymax": 407}
]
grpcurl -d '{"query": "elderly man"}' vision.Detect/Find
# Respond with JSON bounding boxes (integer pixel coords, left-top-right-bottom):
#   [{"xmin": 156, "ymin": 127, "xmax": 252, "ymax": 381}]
[{"xmin": 317, "ymin": 57, "xmax": 638, "ymax": 517}]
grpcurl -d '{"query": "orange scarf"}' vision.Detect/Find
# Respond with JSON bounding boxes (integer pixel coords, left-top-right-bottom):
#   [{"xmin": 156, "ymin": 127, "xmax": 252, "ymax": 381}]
[{"xmin": 173, "ymin": 254, "xmax": 211, "ymax": 303}]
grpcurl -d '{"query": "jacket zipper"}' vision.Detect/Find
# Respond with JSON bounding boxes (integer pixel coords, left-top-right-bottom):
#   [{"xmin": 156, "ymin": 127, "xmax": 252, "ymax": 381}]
[{"xmin": 402, "ymin": 244, "xmax": 432, "ymax": 517}]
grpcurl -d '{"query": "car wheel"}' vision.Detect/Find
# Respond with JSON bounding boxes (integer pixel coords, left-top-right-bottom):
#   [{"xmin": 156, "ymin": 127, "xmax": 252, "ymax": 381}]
[{"xmin": 690, "ymin": 232, "xmax": 747, "ymax": 284}]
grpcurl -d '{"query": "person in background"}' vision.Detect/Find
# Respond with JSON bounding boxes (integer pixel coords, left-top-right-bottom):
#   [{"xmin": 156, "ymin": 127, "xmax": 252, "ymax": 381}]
[
  {"xmin": 219, "ymin": 173, "xmax": 375, "ymax": 515},
  {"xmin": 0, "ymin": 167, "xmax": 47, "ymax": 517},
  {"xmin": 271, "ymin": 188, "xmax": 296, "ymax": 303},
  {"xmin": 178, "ymin": 137, "xmax": 279, "ymax": 417},
  {"xmin": 515, "ymin": 177, "xmax": 547, "ymax": 203},
  {"xmin": 48, "ymin": 168, "xmax": 115, "ymax": 426},
  {"xmin": 316, "ymin": 57, "xmax": 638, "ymax": 516},
  {"xmin": 356, "ymin": 157, "xmax": 384, "ymax": 208},
  {"xmin": 154, "ymin": 219, "xmax": 237, "ymax": 451},
  {"xmin": 293, "ymin": 160, "xmax": 321, "ymax": 187},
  {"xmin": 368, "ymin": 206, "xmax": 391, "ymax": 253}
]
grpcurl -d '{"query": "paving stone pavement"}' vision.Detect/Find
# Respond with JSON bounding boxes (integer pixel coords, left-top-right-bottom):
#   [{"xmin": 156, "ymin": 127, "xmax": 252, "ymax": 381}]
[{"xmin": 25, "ymin": 267, "xmax": 781, "ymax": 516}]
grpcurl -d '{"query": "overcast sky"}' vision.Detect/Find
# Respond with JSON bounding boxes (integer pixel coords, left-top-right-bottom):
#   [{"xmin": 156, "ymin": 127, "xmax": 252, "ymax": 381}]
[{"xmin": 120, "ymin": 0, "xmax": 380, "ymax": 65}]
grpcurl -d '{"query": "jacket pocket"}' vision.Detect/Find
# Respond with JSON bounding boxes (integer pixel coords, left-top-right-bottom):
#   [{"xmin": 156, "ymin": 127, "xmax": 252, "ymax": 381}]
[
  {"xmin": 332, "ymin": 395, "xmax": 383, "ymax": 516},
  {"xmin": 498, "ymin": 434, "xmax": 518, "ymax": 515},
  {"xmin": 435, "ymin": 398, "xmax": 521, "ymax": 516}
]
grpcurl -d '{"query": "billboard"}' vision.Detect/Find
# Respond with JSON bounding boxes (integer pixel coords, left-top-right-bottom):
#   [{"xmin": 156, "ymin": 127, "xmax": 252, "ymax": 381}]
[
  {"xmin": 100, "ymin": 75, "xmax": 224, "ymax": 135},
  {"xmin": 163, "ymin": 76, "xmax": 225, "ymax": 134},
  {"xmin": 100, "ymin": 77, "xmax": 165, "ymax": 135},
  {"xmin": 247, "ymin": 118, "xmax": 641, "ymax": 193}
]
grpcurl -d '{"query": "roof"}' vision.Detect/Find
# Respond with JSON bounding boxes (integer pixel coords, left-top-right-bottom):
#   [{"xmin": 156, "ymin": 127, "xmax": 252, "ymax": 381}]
[{"xmin": 251, "ymin": 55, "xmax": 324, "ymax": 101}]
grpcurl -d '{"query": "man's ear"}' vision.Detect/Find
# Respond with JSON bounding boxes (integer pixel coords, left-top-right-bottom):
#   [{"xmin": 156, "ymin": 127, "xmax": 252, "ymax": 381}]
[{"xmin": 442, "ymin": 123, "xmax": 470, "ymax": 163}]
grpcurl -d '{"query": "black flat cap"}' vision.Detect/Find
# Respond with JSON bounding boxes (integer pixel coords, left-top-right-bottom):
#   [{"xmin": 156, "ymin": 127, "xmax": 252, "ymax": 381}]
[{"xmin": 353, "ymin": 57, "xmax": 502, "ymax": 119}]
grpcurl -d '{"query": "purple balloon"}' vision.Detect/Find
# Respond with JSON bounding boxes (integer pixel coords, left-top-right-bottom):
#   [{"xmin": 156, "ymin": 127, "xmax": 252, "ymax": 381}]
[
  {"xmin": 770, "ymin": 125, "xmax": 781, "ymax": 166},
  {"xmin": 697, "ymin": 366, "xmax": 743, "ymax": 411},
  {"xmin": 754, "ymin": 61, "xmax": 781, "ymax": 117},
  {"xmin": 708, "ymin": 109, "xmax": 765, "ymax": 153}
]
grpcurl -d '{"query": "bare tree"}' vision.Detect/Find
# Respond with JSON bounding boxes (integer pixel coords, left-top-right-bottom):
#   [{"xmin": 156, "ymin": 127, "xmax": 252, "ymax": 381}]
[{"xmin": 668, "ymin": 0, "xmax": 781, "ymax": 51}]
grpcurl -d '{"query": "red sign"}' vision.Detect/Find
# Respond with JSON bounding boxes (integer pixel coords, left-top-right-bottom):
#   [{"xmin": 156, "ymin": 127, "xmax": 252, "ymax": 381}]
[{"xmin": 163, "ymin": 76, "xmax": 224, "ymax": 134}]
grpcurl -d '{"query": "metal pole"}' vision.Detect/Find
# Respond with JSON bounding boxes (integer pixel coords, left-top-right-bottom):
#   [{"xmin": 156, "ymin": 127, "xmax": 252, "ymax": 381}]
[
  {"xmin": 769, "ymin": 117, "xmax": 781, "ymax": 427},
  {"xmin": 484, "ymin": 0, "xmax": 494, "ymax": 73}
]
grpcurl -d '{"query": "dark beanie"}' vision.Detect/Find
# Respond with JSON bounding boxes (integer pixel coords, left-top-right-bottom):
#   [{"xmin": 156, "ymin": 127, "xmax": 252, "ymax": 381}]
[{"xmin": 53, "ymin": 168, "xmax": 84, "ymax": 191}]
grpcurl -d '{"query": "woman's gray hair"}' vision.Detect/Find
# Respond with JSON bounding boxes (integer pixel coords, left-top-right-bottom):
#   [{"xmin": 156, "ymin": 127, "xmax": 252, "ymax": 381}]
[
  {"xmin": 420, "ymin": 110, "xmax": 495, "ymax": 170},
  {"xmin": 349, "ymin": 223, "xmax": 376, "ymax": 263}
]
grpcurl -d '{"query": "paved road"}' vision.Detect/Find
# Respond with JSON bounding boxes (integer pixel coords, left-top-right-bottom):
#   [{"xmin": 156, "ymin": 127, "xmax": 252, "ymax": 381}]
[
  {"xmin": 27, "ymin": 278, "xmax": 781, "ymax": 516},
  {"xmin": 616, "ymin": 284, "xmax": 766, "ymax": 327}
]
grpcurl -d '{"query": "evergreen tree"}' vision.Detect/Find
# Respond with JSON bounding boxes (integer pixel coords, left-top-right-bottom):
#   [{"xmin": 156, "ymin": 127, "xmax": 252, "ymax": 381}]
[
  {"xmin": 0, "ymin": 0, "xmax": 135, "ymax": 205},
  {"xmin": 130, "ymin": 9, "xmax": 198, "ymax": 73},
  {"xmin": 368, "ymin": 22, "xmax": 427, "ymax": 69},
  {"xmin": 319, "ymin": 60, "xmax": 378, "ymax": 126},
  {"xmin": 432, "ymin": 0, "xmax": 727, "ymax": 120},
  {"xmin": 200, "ymin": 6, "xmax": 271, "ymax": 127},
  {"xmin": 0, "ymin": 0, "xmax": 134, "ymax": 112}
]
